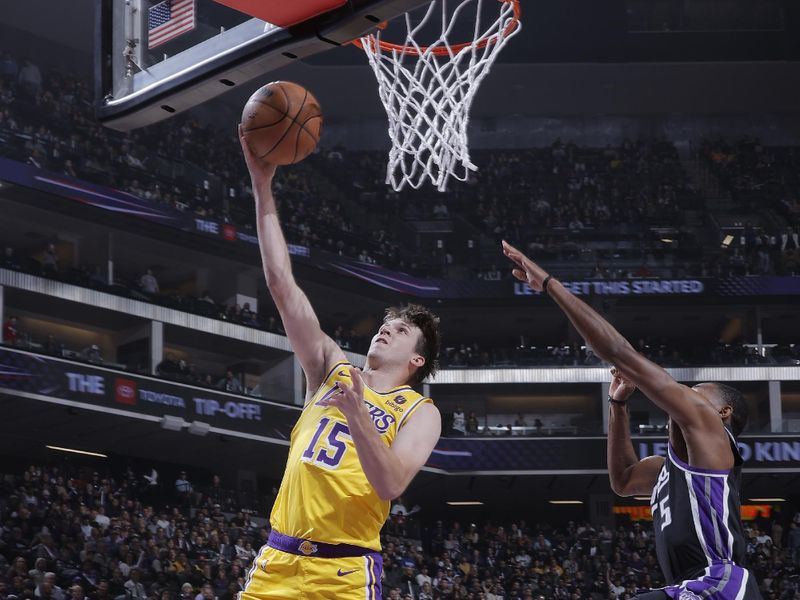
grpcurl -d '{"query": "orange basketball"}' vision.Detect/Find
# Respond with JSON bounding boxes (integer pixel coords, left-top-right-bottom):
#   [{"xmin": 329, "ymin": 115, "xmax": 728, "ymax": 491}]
[{"xmin": 240, "ymin": 81, "xmax": 323, "ymax": 165}]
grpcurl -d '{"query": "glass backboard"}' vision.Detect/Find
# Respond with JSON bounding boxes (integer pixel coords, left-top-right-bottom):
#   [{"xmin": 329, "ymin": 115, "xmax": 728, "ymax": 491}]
[{"xmin": 95, "ymin": 0, "xmax": 432, "ymax": 131}]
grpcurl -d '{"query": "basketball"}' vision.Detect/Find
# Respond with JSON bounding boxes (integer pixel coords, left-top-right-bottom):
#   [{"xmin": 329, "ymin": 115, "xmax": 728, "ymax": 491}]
[{"xmin": 240, "ymin": 81, "xmax": 323, "ymax": 165}]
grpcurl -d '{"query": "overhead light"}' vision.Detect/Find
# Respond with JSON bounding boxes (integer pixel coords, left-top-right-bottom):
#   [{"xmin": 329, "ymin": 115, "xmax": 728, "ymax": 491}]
[
  {"xmin": 549, "ymin": 500, "xmax": 583, "ymax": 505},
  {"xmin": 160, "ymin": 415, "xmax": 185, "ymax": 431},
  {"xmin": 446, "ymin": 501, "xmax": 484, "ymax": 506},
  {"xmin": 46, "ymin": 445, "xmax": 107, "ymax": 458},
  {"xmin": 188, "ymin": 421, "xmax": 211, "ymax": 436},
  {"xmin": 660, "ymin": 238, "xmax": 673, "ymax": 244},
  {"xmin": 721, "ymin": 234, "xmax": 734, "ymax": 248},
  {"xmin": 748, "ymin": 498, "xmax": 786, "ymax": 502}
]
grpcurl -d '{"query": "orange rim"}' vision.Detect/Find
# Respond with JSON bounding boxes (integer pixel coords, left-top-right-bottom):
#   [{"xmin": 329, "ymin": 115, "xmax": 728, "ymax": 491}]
[{"xmin": 351, "ymin": 0, "xmax": 520, "ymax": 57}]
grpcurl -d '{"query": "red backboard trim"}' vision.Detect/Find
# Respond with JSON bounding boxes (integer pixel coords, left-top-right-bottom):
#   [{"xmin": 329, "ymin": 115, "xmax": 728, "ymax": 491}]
[{"xmin": 213, "ymin": 0, "xmax": 348, "ymax": 28}]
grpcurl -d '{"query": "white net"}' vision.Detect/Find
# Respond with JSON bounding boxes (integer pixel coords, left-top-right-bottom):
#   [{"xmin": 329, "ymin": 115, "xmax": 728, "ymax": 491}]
[{"xmin": 358, "ymin": 0, "xmax": 521, "ymax": 192}]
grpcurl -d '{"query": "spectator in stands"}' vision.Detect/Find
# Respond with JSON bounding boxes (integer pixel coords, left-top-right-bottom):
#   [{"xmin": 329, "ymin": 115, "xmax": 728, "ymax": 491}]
[
  {"xmin": 44, "ymin": 333, "xmax": 62, "ymax": 355},
  {"xmin": 88, "ymin": 266, "xmax": 107, "ymax": 288},
  {"xmin": 42, "ymin": 243, "xmax": 58, "ymax": 277},
  {"xmin": 3, "ymin": 315, "xmax": 18, "ymax": 345},
  {"xmin": 239, "ymin": 303, "xmax": 257, "ymax": 327},
  {"xmin": 156, "ymin": 353, "xmax": 181, "ymax": 378},
  {"xmin": 782, "ymin": 227, "xmax": 799, "ymax": 251},
  {"xmin": 81, "ymin": 344, "xmax": 103, "ymax": 364},
  {"xmin": 0, "ymin": 51, "xmax": 19, "ymax": 81},
  {"xmin": 2, "ymin": 247, "xmax": 20, "ymax": 270},
  {"xmin": 196, "ymin": 583, "xmax": 217, "ymax": 600},
  {"xmin": 216, "ymin": 370, "xmax": 242, "ymax": 394},
  {"xmin": 123, "ymin": 569, "xmax": 146, "ymax": 600},
  {"xmin": 17, "ymin": 58, "xmax": 42, "ymax": 96},
  {"xmin": 179, "ymin": 583, "xmax": 194, "ymax": 600},
  {"xmin": 450, "ymin": 406, "xmax": 466, "ymax": 436},
  {"xmin": 36, "ymin": 573, "xmax": 64, "ymax": 600},
  {"xmin": 466, "ymin": 412, "xmax": 479, "ymax": 435},
  {"xmin": 513, "ymin": 413, "xmax": 529, "ymax": 435},
  {"xmin": 788, "ymin": 521, "xmax": 800, "ymax": 566},
  {"xmin": 28, "ymin": 558, "xmax": 47, "ymax": 589},
  {"xmin": 139, "ymin": 269, "xmax": 159, "ymax": 295},
  {"xmin": 62, "ymin": 160, "xmax": 77, "ymax": 178},
  {"xmin": 175, "ymin": 471, "xmax": 193, "ymax": 503}
]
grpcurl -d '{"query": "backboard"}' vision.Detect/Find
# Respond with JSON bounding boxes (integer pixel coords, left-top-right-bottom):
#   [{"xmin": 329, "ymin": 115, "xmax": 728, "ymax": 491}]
[{"xmin": 95, "ymin": 0, "xmax": 432, "ymax": 131}]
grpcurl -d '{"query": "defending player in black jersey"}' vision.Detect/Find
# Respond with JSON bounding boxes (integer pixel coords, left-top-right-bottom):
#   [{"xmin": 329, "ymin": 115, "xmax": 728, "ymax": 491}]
[{"xmin": 502, "ymin": 241, "xmax": 762, "ymax": 600}]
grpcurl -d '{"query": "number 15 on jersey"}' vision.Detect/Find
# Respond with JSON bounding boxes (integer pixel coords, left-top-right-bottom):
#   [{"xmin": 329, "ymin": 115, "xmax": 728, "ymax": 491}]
[{"xmin": 301, "ymin": 417, "xmax": 352, "ymax": 470}]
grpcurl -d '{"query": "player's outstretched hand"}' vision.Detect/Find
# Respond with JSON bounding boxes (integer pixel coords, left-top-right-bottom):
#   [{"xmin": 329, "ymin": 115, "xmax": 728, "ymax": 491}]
[
  {"xmin": 238, "ymin": 124, "xmax": 277, "ymax": 188},
  {"xmin": 501, "ymin": 240, "xmax": 550, "ymax": 292},
  {"xmin": 317, "ymin": 367, "xmax": 365, "ymax": 420},
  {"xmin": 609, "ymin": 367, "xmax": 636, "ymax": 403}
]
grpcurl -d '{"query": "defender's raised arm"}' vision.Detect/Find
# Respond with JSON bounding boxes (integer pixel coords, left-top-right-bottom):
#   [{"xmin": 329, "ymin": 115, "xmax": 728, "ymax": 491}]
[{"xmin": 502, "ymin": 240, "xmax": 732, "ymax": 471}]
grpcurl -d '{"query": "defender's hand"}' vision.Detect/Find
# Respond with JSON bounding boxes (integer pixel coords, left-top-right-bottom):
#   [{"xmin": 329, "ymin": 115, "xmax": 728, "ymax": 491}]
[
  {"xmin": 609, "ymin": 367, "xmax": 636, "ymax": 402},
  {"xmin": 238, "ymin": 124, "xmax": 277, "ymax": 188},
  {"xmin": 501, "ymin": 240, "xmax": 550, "ymax": 292}
]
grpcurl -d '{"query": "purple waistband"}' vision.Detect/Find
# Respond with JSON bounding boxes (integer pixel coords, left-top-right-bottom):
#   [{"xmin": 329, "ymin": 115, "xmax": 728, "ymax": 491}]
[{"xmin": 267, "ymin": 530, "xmax": 377, "ymax": 558}]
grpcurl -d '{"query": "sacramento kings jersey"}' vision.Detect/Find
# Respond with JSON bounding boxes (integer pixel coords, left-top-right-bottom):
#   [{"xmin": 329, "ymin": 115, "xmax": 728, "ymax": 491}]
[
  {"xmin": 270, "ymin": 362, "xmax": 431, "ymax": 551},
  {"xmin": 650, "ymin": 429, "xmax": 763, "ymax": 599}
]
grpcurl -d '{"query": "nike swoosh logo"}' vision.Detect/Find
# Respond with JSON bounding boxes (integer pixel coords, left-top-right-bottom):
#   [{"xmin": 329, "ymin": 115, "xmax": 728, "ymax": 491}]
[{"xmin": 337, "ymin": 568, "xmax": 359, "ymax": 577}]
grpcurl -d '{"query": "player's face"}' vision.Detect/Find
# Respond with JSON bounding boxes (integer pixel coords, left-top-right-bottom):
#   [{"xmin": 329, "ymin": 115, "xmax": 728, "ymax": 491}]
[{"xmin": 368, "ymin": 318, "xmax": 423, "ymax": 364}]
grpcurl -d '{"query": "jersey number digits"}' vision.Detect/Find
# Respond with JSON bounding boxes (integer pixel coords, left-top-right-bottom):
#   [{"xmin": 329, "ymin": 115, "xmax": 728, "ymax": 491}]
[
  {"xmin": 301, "ymin": 417, "xmax": 352, "ymax": 469},
  {"xmin": 651, "ymin": 467, "xmax": 672, "ymax": 531}
]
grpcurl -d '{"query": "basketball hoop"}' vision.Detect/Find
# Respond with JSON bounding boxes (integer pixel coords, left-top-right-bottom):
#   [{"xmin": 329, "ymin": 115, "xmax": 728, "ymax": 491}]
[{"xmin": 352, "ymin": 0, "xmax": 521, "ymax": 192}]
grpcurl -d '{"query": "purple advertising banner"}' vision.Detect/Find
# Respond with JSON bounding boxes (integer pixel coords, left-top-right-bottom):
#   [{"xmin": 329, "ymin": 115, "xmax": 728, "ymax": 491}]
[
  {"xmin": 0, "ymin": 346, "xmax": 299, "ymax": 440},
  {"xmin": 430, "ymin": 435, "xmax": 800, "ymax": 473},
  {"xmin": 1, "ymin": 348, "xmax": 797, "ymax": 473},
  {"xmin": 4, "ymin": 157, "xmax": 800, "ymax": 299}
]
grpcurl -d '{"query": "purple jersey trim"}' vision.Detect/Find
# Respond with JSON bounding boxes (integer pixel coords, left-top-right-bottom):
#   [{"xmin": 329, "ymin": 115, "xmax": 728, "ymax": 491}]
[{"xmin": 668, "ymin": 443, "xmax": 731, "ymax": 476}]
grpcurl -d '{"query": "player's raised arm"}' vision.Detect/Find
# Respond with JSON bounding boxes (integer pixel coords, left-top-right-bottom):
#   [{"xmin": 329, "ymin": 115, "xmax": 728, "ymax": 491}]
[
  {"xmin": 606, "ymin": 369, "xmax": 664, "ymax": 496},
  {"xmin": 501, "ymin": 241, "xmax": 731, "ymax": 469},
  {"xmin": 240, "ymin": 128, "xmax": 344, "ymax": 392}
]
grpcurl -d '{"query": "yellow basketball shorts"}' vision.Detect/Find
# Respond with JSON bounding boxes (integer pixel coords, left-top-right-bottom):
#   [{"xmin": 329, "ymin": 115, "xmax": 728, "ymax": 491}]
[{"xmin": 240, "ymin": 531, "xmax": 383, "ymax": 600}]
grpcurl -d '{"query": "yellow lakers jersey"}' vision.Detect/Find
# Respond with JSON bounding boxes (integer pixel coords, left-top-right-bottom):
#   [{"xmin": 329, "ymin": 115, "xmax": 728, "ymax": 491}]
[{"xmin": 270, "ymin": 362, "xmax": 431, "ymax": 551}]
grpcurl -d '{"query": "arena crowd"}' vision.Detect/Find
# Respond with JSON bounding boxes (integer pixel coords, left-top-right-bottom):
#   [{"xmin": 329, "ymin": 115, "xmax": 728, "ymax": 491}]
[{"xmin": 1, "ymin": 464, "xmax": 798, "ymax": 600}]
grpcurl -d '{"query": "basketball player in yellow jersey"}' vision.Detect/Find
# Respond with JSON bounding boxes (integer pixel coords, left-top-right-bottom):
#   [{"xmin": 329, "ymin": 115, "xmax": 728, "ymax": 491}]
[{"xmin": 238, "ymin": 130, "xmax": 442, "ymax": 600}]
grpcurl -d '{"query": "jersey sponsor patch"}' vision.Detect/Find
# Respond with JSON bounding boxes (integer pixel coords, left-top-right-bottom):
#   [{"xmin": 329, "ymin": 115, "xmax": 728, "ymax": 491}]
[{"xmin": 386, "ymin": 395, "xmax": 407, "ymax": 413}]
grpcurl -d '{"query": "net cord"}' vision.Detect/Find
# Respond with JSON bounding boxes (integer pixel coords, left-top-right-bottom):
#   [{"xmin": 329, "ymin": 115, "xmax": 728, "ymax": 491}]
[{"xmin": 359, "ymin": 0, "xmax": 521, "ymax": 191}]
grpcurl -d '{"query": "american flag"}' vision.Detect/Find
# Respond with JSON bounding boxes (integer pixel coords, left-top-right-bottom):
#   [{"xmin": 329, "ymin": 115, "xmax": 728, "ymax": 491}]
[{"xmin": 148, "ymin": 0, "xmax": 196, "ymax": 49}]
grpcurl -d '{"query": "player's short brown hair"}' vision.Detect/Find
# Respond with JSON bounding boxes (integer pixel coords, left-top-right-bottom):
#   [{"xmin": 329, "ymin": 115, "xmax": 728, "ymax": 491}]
[{"xmin": 385, "ymin": 304, "xmax": 441, "ymax": 386}]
